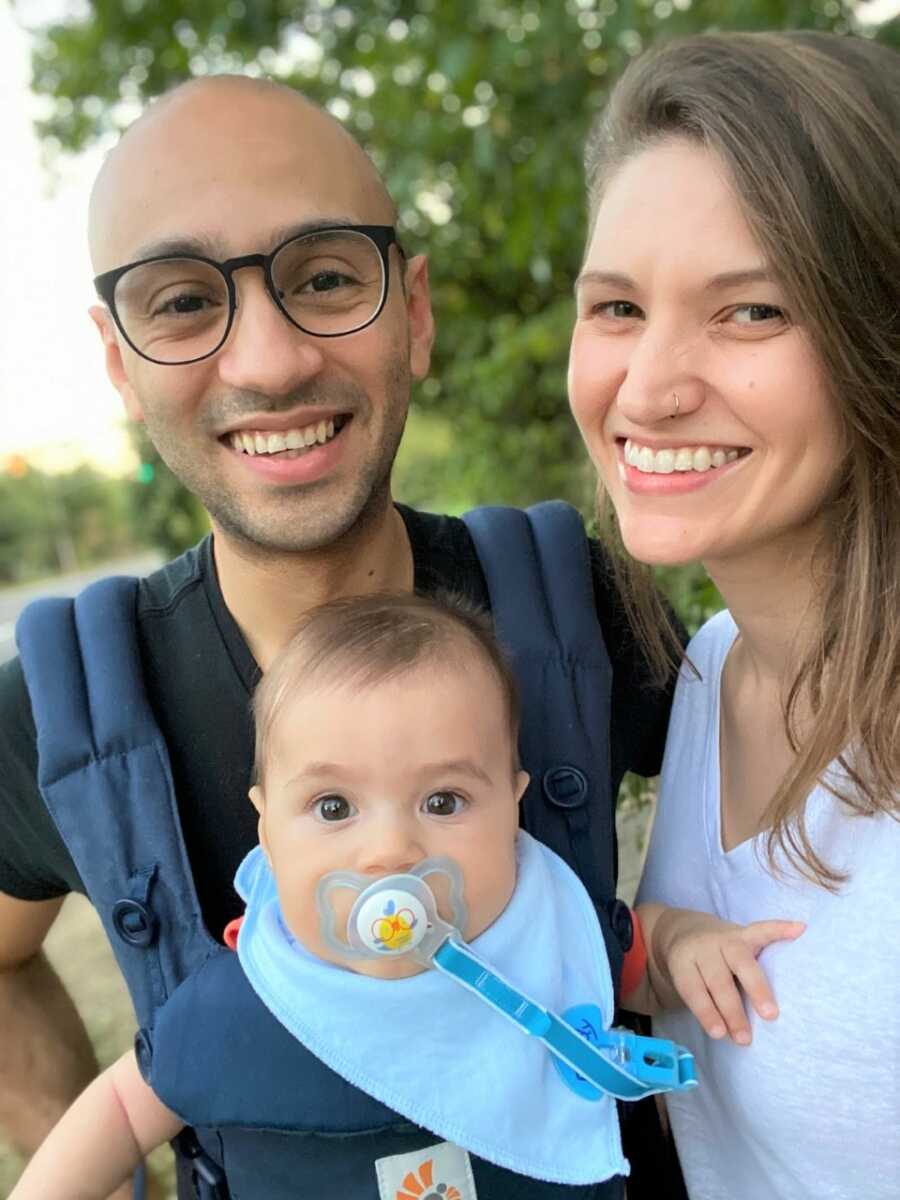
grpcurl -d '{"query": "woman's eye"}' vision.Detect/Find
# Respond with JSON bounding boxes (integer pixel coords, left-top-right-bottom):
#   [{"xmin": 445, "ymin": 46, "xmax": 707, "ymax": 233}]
[
  {"xmin": 423, "ymin": 791, "xmax": 466, "ymax": 817},
  {"xmin": 313, "ymin": 794, "xmax": 355, "ymax": 822},
  {"xmin": 730, "ymin": 303, "xmax": 786, "ymax": 325},
  {"xmin": 590, "ymin": 299, "xmax": 642, "ymax": 320}
]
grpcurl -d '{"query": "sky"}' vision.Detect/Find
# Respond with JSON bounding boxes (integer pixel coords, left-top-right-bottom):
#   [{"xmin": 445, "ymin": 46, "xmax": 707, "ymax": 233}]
[
  {"xmin": 0, "ymin": 4, "xmax": 127, "ymax": 474},
  {"xmin": 1, "ymin": 0, "xmax": 898, "ymax": 477}
]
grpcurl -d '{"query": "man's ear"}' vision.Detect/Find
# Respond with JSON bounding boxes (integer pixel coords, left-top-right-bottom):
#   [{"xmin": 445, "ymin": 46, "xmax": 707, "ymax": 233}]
[
  {"xmin": 248, "ymin": 784, "xmax": 270, "ymax": 859},
  {"xmin": 88, "ymin": 305, "xmax": 144, "ymax": 422},
  {"xmin": 402, "ymin": 254, "xmax": 435, "ymax": 381},
  {"xmin": 514, "ymin": 770, "xmax": 530, "ymax": 805}
]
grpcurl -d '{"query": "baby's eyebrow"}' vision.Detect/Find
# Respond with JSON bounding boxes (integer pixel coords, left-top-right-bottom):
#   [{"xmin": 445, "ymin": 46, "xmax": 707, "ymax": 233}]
[
  {"xmin": 282, "ymin": 762, "xmax": 351, "ymax": 787},
  {"xmin": 280, "ymin": 759, "xmax": 495, "ymax": 791},
  {"xmin": 417, "ymin": 760, "xmax": 494, "ymax": 786}
]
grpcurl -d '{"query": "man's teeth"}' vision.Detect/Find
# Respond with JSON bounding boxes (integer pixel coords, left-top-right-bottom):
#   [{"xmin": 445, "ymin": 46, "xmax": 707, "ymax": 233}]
[
  {"xmin": 229, "ymin": 419, "xmax": 337, "ymax": 456},
  {"xmin": 624, "ymin": 439, "xmax": 742, "ymax": 474}
]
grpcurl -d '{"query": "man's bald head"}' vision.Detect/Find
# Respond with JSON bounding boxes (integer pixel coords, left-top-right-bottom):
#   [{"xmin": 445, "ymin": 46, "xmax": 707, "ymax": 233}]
[{"xmin": 88, "ymin": 75, "xmax": 397, "ymax": 271}]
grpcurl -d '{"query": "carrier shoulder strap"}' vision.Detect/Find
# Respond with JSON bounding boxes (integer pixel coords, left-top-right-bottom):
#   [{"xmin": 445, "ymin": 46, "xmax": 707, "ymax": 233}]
[
  {"xmin": 462, "ymin": 502, "xmax": 630, "ymax": 982},
  {"xmin": 16, "ymin": 578, "xmax": 219, "ymax": 1029}
]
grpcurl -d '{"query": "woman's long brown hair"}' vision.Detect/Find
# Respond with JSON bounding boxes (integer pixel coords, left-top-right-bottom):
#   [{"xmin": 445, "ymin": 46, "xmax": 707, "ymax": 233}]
[{"xmin": 584, "ymin": 31, "xmax": 900, "ymax": 887}]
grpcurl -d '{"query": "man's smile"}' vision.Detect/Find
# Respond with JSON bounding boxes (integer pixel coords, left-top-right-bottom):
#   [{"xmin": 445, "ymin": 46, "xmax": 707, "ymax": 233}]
[{"xmin": 226, "ymin": 414, "xmax": 350, "ymax": 458}]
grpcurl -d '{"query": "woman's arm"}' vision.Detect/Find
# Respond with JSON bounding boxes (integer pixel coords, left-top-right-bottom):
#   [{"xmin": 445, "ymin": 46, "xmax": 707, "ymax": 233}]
[
  {"xmin": 622, "ymin": 903, "xmax": 805, "ymax": 1044},
  {"xmin": 10, "ymin": 1049, "xmax": 183, "ymax": 1200}
]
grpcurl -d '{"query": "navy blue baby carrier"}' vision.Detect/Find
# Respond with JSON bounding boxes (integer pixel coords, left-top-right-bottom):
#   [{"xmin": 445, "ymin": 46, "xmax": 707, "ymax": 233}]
[{"xmin": 17, "ymin": 502, "xmax": 634, "ymax": 1200}]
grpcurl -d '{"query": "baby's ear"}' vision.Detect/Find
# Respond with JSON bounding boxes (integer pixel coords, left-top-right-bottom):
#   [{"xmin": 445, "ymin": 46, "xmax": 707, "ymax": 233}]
[
  {"xmin": 248, "ymin": 785, "xmax": 271, "ymax": 860},
  {"xmin": 515, "ymin": 770, "xmax": 530, "ymax": 804}
]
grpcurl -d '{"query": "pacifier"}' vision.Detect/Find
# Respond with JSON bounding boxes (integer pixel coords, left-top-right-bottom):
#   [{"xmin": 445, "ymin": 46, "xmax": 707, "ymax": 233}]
[{"xmin": 316, "ymin": 856, "xmax": 467, "ymax": 964}]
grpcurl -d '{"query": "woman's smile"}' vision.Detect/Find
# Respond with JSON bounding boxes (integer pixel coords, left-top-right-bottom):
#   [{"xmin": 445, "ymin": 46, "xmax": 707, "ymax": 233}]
[{"xmin": 617, "ymin": 438, "xmax": 751, "ymax": 494}]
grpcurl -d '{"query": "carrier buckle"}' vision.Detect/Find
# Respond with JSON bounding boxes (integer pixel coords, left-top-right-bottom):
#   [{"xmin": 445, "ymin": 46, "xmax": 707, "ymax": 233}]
[
  {"xmin": 174, "ymin": 1128, "xmax": 230, "ymax": 1200},
  {"xmin": 191, "ymin": 1155, "xmax": 229, "ymax": 1200}
]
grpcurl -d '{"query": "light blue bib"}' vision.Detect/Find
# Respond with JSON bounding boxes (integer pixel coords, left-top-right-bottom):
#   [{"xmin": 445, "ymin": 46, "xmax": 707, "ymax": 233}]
[{"xmin": 235, "ymin": 831, "xmax": 629, "ymax": 1186}]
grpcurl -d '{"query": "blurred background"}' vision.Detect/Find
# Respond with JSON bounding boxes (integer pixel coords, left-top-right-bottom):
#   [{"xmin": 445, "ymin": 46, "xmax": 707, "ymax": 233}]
[{"xmin": 1, "ymin": 0, "xmax": 898, "ymax": 1194}]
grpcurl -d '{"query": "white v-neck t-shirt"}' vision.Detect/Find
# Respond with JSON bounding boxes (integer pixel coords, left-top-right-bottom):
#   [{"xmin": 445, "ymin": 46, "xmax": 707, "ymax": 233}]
[{"xmin": 638, "ymin": 610, "xmax": 900, "ymax": 1200}]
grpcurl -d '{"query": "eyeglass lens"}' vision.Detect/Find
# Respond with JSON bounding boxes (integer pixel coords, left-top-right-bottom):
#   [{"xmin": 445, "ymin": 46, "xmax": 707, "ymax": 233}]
[{"xmin": 112, "ymin": 229, "xmax": 387, "ymax": 363}]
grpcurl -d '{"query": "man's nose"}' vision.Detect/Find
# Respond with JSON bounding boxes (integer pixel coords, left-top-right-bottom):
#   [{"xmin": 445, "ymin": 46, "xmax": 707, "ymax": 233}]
[
  {"xmin": 215, "ymin": 272, "xmax": 327, "ymax": 396},
  {"xmin": 357, "ymin": 816, "xmax": 424, "ymax": 877}
]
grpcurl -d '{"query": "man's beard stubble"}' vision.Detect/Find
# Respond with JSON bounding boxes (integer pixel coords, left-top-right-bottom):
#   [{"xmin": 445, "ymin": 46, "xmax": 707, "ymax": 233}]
[{"xmin": 140, "ymin": 356, "xmax": 412, "ymax": 558}]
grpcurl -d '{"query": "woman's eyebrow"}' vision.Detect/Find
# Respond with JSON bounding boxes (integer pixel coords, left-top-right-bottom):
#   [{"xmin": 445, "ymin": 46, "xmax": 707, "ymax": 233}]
[
  {"xmin": 574, "ymin": 266, "xmax": 775, "ymax": 296},
  {"xmin": 703, "ymin": 267, "xmax": 773, "ymax": 291},
  {"xmin": 574, "ymin": 269, "xmax": 637, "ymax": 295}
]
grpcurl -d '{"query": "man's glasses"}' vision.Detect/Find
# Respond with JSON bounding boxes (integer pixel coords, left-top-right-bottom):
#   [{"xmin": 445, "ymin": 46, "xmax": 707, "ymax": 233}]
[{"xmin": 93, "ymin": 225, "xmax": 400, "ymax": 366}]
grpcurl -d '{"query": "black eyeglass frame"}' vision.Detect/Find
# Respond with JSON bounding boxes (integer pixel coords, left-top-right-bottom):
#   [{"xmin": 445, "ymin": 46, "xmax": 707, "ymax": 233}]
[{"xmin": 93, "ymin": 224, "xmax": 403, "ymax": 366}]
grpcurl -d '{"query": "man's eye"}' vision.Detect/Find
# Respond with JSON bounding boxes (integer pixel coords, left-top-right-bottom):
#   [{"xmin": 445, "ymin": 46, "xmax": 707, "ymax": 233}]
[
  {"xmin": 423, "ymin": 791, "xmax": 466, "ymax": 817},
  {"xmin": 314, "ymin": 794, "xmax": 355, "ymax": 822},
  {"xmin": 730, "ymin": 303, "xmax": 785, "ymax": 324},
  {"xmin": 300, "ymin": 270, "xmax": 354, "ymax": 293},
  {"xmin": 152, "ymin": 293, "xmax": 216, "ymax": 316}
]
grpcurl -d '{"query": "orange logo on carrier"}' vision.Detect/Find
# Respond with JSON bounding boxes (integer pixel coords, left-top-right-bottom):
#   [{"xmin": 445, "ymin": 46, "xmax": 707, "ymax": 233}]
[{"xmin": 395, "ymin": 1157, "xmax": 462, "ymax": 1200}]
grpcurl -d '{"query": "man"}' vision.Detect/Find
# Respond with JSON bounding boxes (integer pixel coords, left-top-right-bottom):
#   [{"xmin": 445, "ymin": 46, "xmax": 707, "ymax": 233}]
[{"xmin": 0, "ymin": 76, "xmax": 676, "ymax": 1197}]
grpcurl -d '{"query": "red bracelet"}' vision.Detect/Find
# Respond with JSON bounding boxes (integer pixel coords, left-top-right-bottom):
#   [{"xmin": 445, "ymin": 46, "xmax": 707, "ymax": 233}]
[{"xmin": 619, "ymin": 907, "xmax": 648, "ymax": 1000}]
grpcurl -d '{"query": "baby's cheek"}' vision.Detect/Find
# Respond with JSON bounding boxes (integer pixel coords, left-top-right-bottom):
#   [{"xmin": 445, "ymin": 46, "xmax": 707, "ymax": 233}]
[
  {"xmin": 427, "ymin": 872, "xmax": 454, "ymax": 926},
  {"xmin": 465, "ymin": 860, "xmax": 517, "ymax": 941},
  {"xmin": 278, "ymin": 879, "xmax": 338, "ymax": 956},
  {"xmin": 324, "ymin": 885, "xmax": 358, "ymax": 941}
]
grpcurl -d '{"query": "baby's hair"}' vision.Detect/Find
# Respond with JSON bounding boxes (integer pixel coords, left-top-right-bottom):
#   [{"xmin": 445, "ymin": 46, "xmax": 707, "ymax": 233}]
[{"xmin": 252, "ymin": 592, "xmax": 521, "ymax": 785}]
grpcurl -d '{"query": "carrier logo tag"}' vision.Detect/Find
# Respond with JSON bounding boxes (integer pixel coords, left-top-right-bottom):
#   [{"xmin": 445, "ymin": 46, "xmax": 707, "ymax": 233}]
[{"xmin": 375, "ymin": 1141, "xmax": 477, "ymax": 1200}]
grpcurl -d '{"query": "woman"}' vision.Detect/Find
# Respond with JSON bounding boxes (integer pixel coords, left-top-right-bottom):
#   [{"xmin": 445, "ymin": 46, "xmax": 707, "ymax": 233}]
[{"xmin": 568, "ymin": 31, "xmax": 899, "ymax": 1200}]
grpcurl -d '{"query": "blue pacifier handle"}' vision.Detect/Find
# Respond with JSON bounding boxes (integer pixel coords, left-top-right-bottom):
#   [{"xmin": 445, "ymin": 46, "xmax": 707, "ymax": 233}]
[{"xmin": 433, "ymin": 939, "xmax": 698, "ymax": 1101}]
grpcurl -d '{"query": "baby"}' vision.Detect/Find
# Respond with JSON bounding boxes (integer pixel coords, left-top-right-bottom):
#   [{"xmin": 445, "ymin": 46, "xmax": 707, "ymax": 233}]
[{"xmin": 12, "ymin": 594, "xmax": 801, "ymax": 1200}]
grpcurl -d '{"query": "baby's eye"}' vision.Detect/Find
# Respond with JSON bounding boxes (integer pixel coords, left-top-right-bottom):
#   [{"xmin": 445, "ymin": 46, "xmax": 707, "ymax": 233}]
[
  {"xmin": 422, "ymin": 791, "xmax": 466, "ymax": 817},
  {"xmin": 313, "ymin": 794, "xmax": 355, "ymax": 822}
]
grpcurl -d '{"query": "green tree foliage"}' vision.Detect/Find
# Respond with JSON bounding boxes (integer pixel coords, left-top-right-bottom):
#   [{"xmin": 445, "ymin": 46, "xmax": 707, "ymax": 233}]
[
  {"xmin": 128, "ymin": 429, "xmax": 210, "ymax": 558},
  {"xmin": 13, "ymin": 1, "xmax": 895, "ymax": 601},
  {"xmin": 0, "ymin": 462, "xmax": 135, "ymax": 584}
]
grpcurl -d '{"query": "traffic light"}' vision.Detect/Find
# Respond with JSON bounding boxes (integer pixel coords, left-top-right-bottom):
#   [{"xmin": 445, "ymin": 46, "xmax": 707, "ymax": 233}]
[
  {"xmin": 136, "ymin": 462, "xmax": 155, "ymax": 484},
  {"xmin": 5, "ymin": 455, "xmax": 28, "ymax": 478}
]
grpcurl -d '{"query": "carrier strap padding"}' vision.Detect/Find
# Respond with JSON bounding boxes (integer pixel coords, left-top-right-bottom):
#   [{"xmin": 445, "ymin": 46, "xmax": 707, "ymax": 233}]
[
  {"xmin": 17, "ymin": 577, "xmax": 154, "ymax": 782},
  {"xmin": 462, "ymin": 503, "xmax": 617, "ymax": 917},
  {"xmin": 16, "ymin": 577, "xmax": 219, "ymax": 1029}
]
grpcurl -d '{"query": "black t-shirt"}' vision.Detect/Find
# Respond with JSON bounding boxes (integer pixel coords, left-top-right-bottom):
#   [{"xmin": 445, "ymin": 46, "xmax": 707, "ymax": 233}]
[{"xmin": 0, "ymin": 505, "xmax": 676, "ymax": 944}]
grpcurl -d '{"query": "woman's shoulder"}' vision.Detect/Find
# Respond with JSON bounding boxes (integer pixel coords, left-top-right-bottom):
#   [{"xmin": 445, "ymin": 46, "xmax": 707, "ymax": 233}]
[
  {"xmin": 663, "ymin": 609, "xmax": 737, "ymax": 731},
  {"xmin": 682, "ymin": 608, "xmax": 738, "ymax": 674}
]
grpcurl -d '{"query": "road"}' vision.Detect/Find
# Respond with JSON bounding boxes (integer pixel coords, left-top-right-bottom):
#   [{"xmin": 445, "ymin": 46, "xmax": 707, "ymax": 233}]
[{"xmin": 0, "ymin": 554, "xmax": 162, "ymax": 664}]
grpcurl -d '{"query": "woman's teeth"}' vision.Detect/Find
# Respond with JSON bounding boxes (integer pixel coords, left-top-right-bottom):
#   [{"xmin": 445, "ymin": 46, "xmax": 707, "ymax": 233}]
[
  {"xmin": 623, "ymin": 439, "xmax": 743, "ymax": 474},
  {"xmin": 229, "ymin": 419, "xmax": 337, "ymax": 457}
]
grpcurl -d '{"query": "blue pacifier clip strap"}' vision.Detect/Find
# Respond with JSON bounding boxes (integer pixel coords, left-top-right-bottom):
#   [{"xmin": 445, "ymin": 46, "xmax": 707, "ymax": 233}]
[{"xmin": 433, "ymin": 939, "xmax": 697, "ymax": 1101}]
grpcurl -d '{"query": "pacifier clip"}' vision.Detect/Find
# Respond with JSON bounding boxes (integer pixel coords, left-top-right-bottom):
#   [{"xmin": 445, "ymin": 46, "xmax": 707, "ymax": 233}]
[{"xmin": 336, "ymin": 869, "xmax": 698, "ymax": 1102}]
